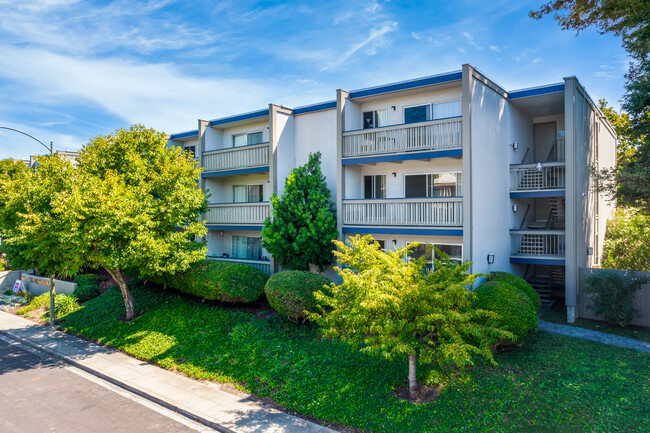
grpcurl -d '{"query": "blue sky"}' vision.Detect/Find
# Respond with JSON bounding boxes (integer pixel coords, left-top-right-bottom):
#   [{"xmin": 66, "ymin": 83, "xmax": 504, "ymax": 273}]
[{"xmin": 0, "ymin": 0, "xmax": 629, "ymax": 160}]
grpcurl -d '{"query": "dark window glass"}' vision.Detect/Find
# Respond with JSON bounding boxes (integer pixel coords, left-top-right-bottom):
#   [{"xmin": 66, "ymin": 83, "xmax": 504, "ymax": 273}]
[
  {"xmin": 405, "ymin": 175, "xmax": 427, "ymax": 198},
  {"xmin": 404, "ymin": 105, "xmax": 429, "ymax": 124},
  {"xmin": 363, "ymin": 175, "xmax": 386, "ymax": 198},
  {"xmin": 363, "ymin": 111, "xmax": 376, "ymax": 129},
  {"xmin": 247, "ymin": 131, "xmax": 263, "ymax": 145}
]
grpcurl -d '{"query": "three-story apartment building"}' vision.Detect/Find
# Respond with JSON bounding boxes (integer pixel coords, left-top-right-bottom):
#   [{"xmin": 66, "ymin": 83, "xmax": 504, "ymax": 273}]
[{"xmin": 169, "ymin": 64, "xmax": 616, "ymax": 322}]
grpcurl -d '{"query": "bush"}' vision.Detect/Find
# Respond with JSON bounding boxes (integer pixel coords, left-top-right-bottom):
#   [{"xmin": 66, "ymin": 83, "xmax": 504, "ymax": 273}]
[
  {"xmin": 487, "ymin": 272, "xmax": 541, "ymax": 313},
  {"xmin": 73, "ymin": 274, "xmax": 101, "ymax": 303},
  {"xmin": 265, "ymin": 271, "xmax": 331, "ymax": 323},
  {"xmin": 17, "ymin": 292, "xmax": 80, "ymax": 319},
  {"xmin": 3, "ymin": 289, "xmax": 12, "ymax": 296},
  {"xmin": 155, "ymin": 259, "xmax": 268, "ymax": 303},
  {"xmin": 584, "ymin": 270, "xmax": 649, "ymax": 327},
  {"xmin": 474, "ymin": 281, "xmax": 538, "ymax": 344}
]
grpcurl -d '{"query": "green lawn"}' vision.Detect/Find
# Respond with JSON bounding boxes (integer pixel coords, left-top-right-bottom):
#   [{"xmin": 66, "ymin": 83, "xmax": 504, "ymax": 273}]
[
  {"xmin": 60, "ymin": 284, "xmax": 649, "ymax": 433},
  {"xmin": 542, "ymin": 304, "xmax": 650, "ymax": 343}
]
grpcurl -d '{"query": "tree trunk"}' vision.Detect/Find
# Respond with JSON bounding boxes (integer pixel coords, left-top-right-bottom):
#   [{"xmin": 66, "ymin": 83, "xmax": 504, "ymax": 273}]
[
  {"xmin": 408, "ymin": 353, "xmax": 417, "ymax": 401},
  {"xmin": 106, "ymin": 268, "xmax": 134, "ymax": 321}
]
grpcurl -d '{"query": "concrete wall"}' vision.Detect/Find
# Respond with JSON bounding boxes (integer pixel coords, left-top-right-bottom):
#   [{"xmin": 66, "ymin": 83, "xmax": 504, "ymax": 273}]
[
  {"xmin": 0, "ymin": 270, "xmax": 22, "ymax": 290},
  {"xmin": 205, "ymin": 120, "xmax": 270, "ymax": 152},
  {"xmin": 206, "ymin": 229, "xmax": 269, "ymax": 259},
  {"xmin": 21, "ymin": 274, "xmax": 76, "ymax": 296}
]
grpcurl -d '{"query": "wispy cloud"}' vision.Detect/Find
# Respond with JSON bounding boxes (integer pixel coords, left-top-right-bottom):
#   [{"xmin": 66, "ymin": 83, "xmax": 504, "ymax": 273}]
[
  {"xmin": 462, "ymin": 32, "xmax": 483, "ymax": 50},
  {"xmin": 489, "ymin": 45, "xmax": 501, "ymax": 52},
  {"xmin": 321, "ymin": 21, "xmax": 398, "ymax": 71}
]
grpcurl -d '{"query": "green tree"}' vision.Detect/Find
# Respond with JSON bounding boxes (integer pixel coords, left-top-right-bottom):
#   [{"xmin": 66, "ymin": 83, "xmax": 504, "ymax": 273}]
[
  {"xmin": 0, "ymin": 125, "xmax": 208, "ymax": 321},
  {"xmin": 531, "ymin": 1, "xmax": 650, "ymax": 209},
  {"xmin": 602, "ymin": 207, "xmax": 650, "ymax": 271},
  {"xmin": 0, "ymin": 158, "xmax": 29, "ymax": 183},
  {"xmin": 310, "ymin": 235, "xmax": 511, "ymax": 401},
  {"xmin": 262, "ymin": 151, "xmax": 337, "ymax": 271}
]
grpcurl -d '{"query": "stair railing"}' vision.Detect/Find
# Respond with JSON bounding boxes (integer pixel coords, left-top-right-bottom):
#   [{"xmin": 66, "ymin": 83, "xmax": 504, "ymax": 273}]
[
  {"xmin": 520, "ymin": 147, "xmax": 529, "ymax": 164},
  {"xmin": 519, "ymin": 204, "xmax": 531, "ymax": 230}
]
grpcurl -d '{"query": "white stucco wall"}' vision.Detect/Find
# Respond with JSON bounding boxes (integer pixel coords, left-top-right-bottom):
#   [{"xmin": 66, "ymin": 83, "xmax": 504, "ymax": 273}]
[
  {"xmin": 206, "ymin": 229, "xmax": 269, "ymax": 258},
  {"xmin": 204, "ymin": 173, "xmax": 271, "ymax": 203},
  {"xmin": 274, "ymin": 112, "xmax": 295, "ymax": 196},
  {"xmin": 205, "ymin": 121, "xmax": 270, "ymax": 152}
]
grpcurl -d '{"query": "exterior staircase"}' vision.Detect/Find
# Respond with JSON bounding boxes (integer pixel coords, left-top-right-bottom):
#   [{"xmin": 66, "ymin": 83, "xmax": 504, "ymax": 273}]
[{"xmin": 525, "ymin": 265, "xmax": 566, "ymax": 304}]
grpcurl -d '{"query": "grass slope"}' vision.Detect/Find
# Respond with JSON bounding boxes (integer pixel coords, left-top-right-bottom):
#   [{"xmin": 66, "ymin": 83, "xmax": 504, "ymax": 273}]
[{"xmin": 60, "ymin": 285, "xmax": 649, "ymax": 433}]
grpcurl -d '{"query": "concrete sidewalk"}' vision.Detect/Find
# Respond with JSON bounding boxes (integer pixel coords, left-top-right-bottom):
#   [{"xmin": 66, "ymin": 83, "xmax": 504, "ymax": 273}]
[{"xmin": 0, "ymin": 311, "xmax": 337, "ymax": 433}]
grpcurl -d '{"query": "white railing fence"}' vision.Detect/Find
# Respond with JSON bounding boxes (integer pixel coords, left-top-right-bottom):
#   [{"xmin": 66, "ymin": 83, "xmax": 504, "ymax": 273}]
[
  {"xmin": 342, "ymin": 198, "xmax": 463, "ymax": 226},
  {"xmin": 204, "ymin": 143, "xmax": 269, "ymax": 171},
  {"xmin": 511, "ymin": 230, "xmax": 565, "ymax": 257},
  {"xmin": 206, "ymin": 203, "xmax": 271, "ymax": 224},
  {"xmin": 207, "ymin": 257, "xmax": 271, "ymax": 275},
  {"xmin": 510, "ymin": 162, "xmax": 565, "ymax": 191},
  {"xmin": 343, "ymin": 118, "xmax": 462, "ymax": 158}
]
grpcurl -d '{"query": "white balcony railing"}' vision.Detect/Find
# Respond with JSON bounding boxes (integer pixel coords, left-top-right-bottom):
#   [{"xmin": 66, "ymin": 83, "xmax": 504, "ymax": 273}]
[
  {"xmin": 203, "ymin": 143, "xmax": 269, "ymax": 172},
  {"xmin": 207, "ymin": 257, "xmax": 271, "ymax": 275},
  {"xmin": 511, "ymin": 230, "xmax": 565, "ymax": 257},
  {"xmin": 342, "ymin": 118, "xmax": 462, "ymax": 158},
  {"xmin": 206, "ymin": 202, "xmax": 271, "ymax": 225},
  {"xmin": 510, "ymin": 162, "xmax": 565, "ymax": 191},
  {"xmin": 342, "ymin": 198, "xmax": 463, "ymax": 227}
]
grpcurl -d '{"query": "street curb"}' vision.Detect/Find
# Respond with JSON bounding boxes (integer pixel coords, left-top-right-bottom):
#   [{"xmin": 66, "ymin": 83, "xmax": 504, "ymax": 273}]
[{"xmin": 0, "ymin": 328, "xmax": 237, "ymax": 433}]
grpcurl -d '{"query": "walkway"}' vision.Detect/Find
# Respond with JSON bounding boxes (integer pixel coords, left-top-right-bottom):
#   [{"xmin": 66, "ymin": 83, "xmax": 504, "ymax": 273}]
[
  {"xmin": 538, "ymin": 319, "xmax": 650, "ymax": 354},
  {"xmin": 0, "ymin": 311, "xmax": 337, "ymax": 433}
]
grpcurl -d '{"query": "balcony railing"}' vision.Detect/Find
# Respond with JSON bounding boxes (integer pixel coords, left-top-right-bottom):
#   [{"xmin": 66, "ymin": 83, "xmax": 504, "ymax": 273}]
[
  {"xmin": 510, "ymin": 162, "xmax": 565, "ymax": 191},
  {"xmin": 203, "ymin": 143, "xmax": 269, "ymax": 172},
  {"xmin": 342, "ymin": 118, "xmax": 462, "ymax": 158},
  {"xmin": 511, "ymin": 230, "xmax": 565, "ymax": 257},
  {"xmin": 206, "ymin": 202, "xmax": 271, "ymax": 225},
  {"xmin": 207, "ymin": 256, "xmax": 271, "ymax": 275},
  {"xmin": 342, "ymin": 197, "xmax": 463, "ymax": 227}
]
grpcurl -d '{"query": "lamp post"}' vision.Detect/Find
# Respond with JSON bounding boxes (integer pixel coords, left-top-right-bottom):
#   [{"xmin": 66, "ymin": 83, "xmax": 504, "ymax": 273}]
[{"xmin": 0, "ymin": 126, "xmax": 56, "ymax": 326}]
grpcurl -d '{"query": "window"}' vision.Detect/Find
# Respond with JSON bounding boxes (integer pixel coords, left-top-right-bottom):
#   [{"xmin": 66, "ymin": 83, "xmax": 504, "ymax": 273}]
[
  {"xmin": 364, "ymin": 175, "xmax": 386, "ymax": 199},
  {"xmin": 404, "ymin": 104, "xmax": 430, "ymax": 124},
  {"xmin": 374, "ymin": 240, "xmax": 386, "ymax": 250},
  {"xmin": 183, "ymin": 145, "xmax": 196, "ymax": 158},
  {"xmin": 233, "ymin": 185, "xmax": 264, "ymax": 203},
  {"xmin": 434, "ymin": 244, "xmax": 462, "ymax": 265},
  {"xmin": 408, "ymin": 242, "xmax": 462, "ymax": 270},
  {"xmin": 232, "ymin": 131, "xmax": 264, "ymax": 147},
  {"xmin": 362, "ymin": 109, "xmax": 387, "ymax": 129},
  {"xmin": 432, "ymin": 100, "xmax": 461, "ymax": 119},
  {"xmin": 232, "ymin": 236, "xmax": 263, "ymax": 260},
  {"xmin": 405, "ymin": 173, "xmax": 462, "ymax": 198}
]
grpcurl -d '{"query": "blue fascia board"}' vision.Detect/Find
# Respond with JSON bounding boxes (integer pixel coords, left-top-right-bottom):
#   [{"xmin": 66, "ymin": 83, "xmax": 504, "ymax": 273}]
[
  {"xmin": 209, "ymin": 109, "xmax": 270, "ymax": 127},
  {"xmin": 293, "ymin": 100, "xmax": 337, "ymax": 115},
  {"xmin": 342, "ymin": 226, "xmax": 463, "ymax": 237},
  {"xmin": 508, "ymin": 84, "xmax": 565, "ymax": 99},
  {"xmin": 510, "ymin": 190, "xmax": 565, "ymax": 198},
  {"xmin": 510, "ymin": 257, "xmax": 566, "ymax": 266},
  {"xmin": 202, "ymin": 166, "xmax": 270, "ymax": 177},
  {"xmin": 170, "ymin": 130, "xmax": 198, "ymax": 140},
  {"xmin": 342, "ymin": 148, "xmax": 462, "ymax": 165},
  {"xmin": 349, "ymin": 71, "xmax": 462, "ymax": 99},
  {"xmin": 206, "ymin": 225, "xmax": 263, "ymax": 231}
]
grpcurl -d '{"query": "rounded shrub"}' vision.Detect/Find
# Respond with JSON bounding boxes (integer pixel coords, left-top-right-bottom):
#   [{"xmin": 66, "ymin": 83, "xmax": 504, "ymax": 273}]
[
  {"xmin": 474, "ymin": 281, "xmax": 537, "ymax": 344},
  {"xmin": 264, "ymin": 271, "xmax": 331, "ymax": 323},
  {"xmin": 156, "ymin": 259, "xmax": 268, "ymax": 303},
  {"xmin": 487, "ymin": 271, "xmax": 541, "ymax": 313},
  {"xmin": 73, "ymin": 274, "xmax": 101, "ymax": 303}
]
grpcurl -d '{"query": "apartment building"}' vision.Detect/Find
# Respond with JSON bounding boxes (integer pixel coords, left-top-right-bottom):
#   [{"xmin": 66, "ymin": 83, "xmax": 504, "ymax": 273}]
[{"xmin": 168, "ymin": 64, "xmax": 616, "ymax": 322}]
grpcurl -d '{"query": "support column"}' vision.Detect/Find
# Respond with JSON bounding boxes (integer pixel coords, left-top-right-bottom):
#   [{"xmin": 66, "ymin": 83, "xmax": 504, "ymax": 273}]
[{"xmin": 336, "ymin": 89, "xmax": 349, "ymax": 242}]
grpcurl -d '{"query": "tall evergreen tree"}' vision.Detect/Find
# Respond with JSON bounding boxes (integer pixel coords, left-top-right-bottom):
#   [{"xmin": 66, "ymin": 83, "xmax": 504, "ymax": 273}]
[{"xmin": 262, "ymin": 151, "xmax": 337, "ymax": 271}]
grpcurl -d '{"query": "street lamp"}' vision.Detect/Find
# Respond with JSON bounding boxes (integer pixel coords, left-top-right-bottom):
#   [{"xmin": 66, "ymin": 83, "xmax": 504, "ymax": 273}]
[{"xmin": 0, "ymin": 126, "xmax": 56, "ymax": 326}]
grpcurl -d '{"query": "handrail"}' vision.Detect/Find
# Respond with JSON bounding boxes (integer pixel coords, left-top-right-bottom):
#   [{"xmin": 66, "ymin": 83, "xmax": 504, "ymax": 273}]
[
  {"xmin": 342, "ymin": 117, "xmax": 462, "ymax": 135},
  {"xmin": 546, "ymin": 141, "xmax": 556, "ymax": 162},
  {"xmin": 343, "ymin": 197, "xmax": 462, "ymax": 203},
  {"xmin": 520, "ymin": 147, "xmax": 529, "ymax": 165},
  {"xmin": 519, "ymin": 204, "xmax": 531, "ymax": 230},
  {"xmin": 208, "ymin": 202, "xmax": 271, "ymax": 206},
  {"xmin": 510, "ymin": 229, "xmax": 566, "ymax": 235},
  {"xmin": 510, "ymin": 161, "xmax": 566, "ymax": 169}
]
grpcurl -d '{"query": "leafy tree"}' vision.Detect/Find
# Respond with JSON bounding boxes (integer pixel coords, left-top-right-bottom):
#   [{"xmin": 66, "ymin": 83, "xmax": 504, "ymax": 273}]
[
  {"xmin": 584, "ymin": 269, "xmax": 649, "ymax": 327},
  {"xmin": 262, "ymin": 151, "xmax": 337, "ymax": 271},
  {"xmin": 602, "ymin": 207, "xmax": 650, "ymax": 271},
  {"xmin": 531, "ymin": 1, "xmax": 650, "ymax": 209},
  {"xmin": 598, "ymin": 99, "xmax": 643, "ymax": 166},
  {"xmin": 0, "ymin": 158, "xmax": 29, "ymax": 183},
  {"xmin": 0, "ymin": 125, "xmax": 207, "ymax": 321},
  {"xmin": 309, "ymin": 235, "xmax": 511, "ymax": 401}
]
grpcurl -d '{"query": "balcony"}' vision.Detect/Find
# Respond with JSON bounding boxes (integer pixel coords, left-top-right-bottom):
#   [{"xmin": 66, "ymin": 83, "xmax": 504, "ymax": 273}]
[
  {"xmin": 342, "ymin": 197, "xmax": 463, "ymax": 227},
  {"xmin": 203, "ymin": 143, "xmax": 269, "ymax": 172},
  {"xmin": 510, "ymin": 162, "xmax": 565, "ymax": 196},
  {"xmin": 206, "ymin": 202, "xmax": 271, "ymax": 225},
  {"xmin": 207, "ymin": 256, "xmax": 271, "ymax": 275},
  {"xmin": 342, "ymin": 118, "xmax": 462, "ymax": 159},
  {"xmin": 510, "ymin": 230, "xmax": 566, "ymax": 264}
]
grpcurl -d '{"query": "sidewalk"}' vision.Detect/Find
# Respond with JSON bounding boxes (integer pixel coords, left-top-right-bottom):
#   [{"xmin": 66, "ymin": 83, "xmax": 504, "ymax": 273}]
[
  {"xmin": 0, "ymin": 311, "xmax": 337, "ymax": 433},
  {"xmin": 538, "ymin": 319, "xmax": 650, "ymax": 353}
]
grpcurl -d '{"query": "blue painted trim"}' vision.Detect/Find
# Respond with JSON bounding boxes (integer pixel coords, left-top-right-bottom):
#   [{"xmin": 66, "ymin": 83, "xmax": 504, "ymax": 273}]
[
  {"xmin": 349, "ymin": 71, "xmax": 462, "ymax": 99},
  {"xmin": 510, "ymin": 190, "xmax": 565, "ymax": 198},
  {"xmin": 170, "ymin": 130, "xmax": 198, "ymax": 140},
  {"xmin": 508, "ymin": 84, "xmax": 564, "ymax": 99},
  {"xmin": 293, "ymin": 100, "xmax": 337, "ymax": 115},
  {"xmin": 209, "ymin": 109, "xmax": 269, "ymax": 127},
  {"xmin": 343, "ymin": 116, "xmax": 461, "ymax": 134},
  {"xmin": 510, "ymin": 257, "xmax": 565, "ymax": 266},
  {"xmin": 206, "ymin": 225, "xmax": 264, "ymax": 231},
  {"xmin": 342, "ymin": 148, "xmax": 462, "ymax": 165},
  {"xmin": 202, "ymin": 166, "xmax": 270, "ymax": 177},
  {"xmin": 342, "ymin": 227, "xmax": 463, "ymax": 237},
  {"xmin": 343, "ymin": 196, "xmax": 462, "ymax": 201}
]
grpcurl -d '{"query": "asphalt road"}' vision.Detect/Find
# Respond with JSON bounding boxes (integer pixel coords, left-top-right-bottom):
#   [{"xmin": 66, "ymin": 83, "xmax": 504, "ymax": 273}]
[{"xmin": 0, "ymin": 337, "xmax": 214, "ymax": 433}]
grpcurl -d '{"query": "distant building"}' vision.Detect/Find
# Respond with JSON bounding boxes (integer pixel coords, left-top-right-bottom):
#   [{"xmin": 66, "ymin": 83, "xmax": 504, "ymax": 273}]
[{"xmin": 28, "ymin": 150, "xmax": 79, "ymax": 168}]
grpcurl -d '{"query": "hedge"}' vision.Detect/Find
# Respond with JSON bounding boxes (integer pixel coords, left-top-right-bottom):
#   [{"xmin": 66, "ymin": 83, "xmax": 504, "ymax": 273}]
[
  {"xmin": 154, "ymin": 259, "xmax": 268, "ymax": 303},
  {"xmin": 73, "ymin": 274, "xmax": 101, "ymax": 303},
  {"xmin": 265, "ymin": 271, "xmax": 331, "ymax": 323},
  {"xmin": 487, "ymin": 271, "xmax": 541, "ymax": 313}
]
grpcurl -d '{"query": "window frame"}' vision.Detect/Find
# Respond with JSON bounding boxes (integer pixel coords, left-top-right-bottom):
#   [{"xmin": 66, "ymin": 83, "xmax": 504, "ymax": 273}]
[
  {"xmin": 403, "ymin": 171, "xmax": 463, "ymax": 198},
  {"xmin": 232, "ymin": 130, "xmax": 264, "ymax": 148},
  {"xmin": 363, "ymin": 173, "xmax": 388, "ymax": 199},
  {"xmin": 362, "ymin": 108, "xmax": 387, "ymax": 129},
  {"xmin": 232, "ymin": 184, "xmax": 264, "ymax": 203}
]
